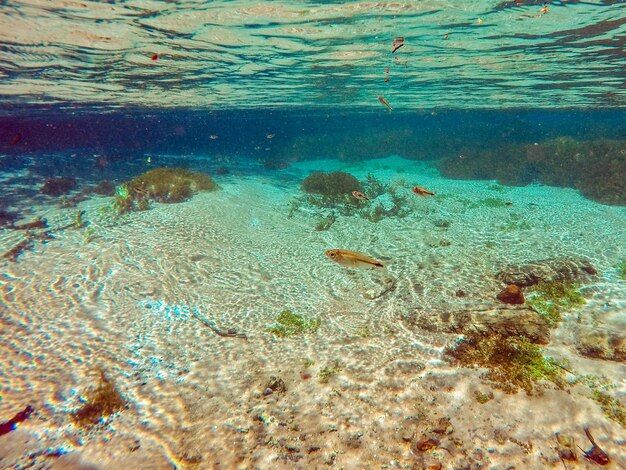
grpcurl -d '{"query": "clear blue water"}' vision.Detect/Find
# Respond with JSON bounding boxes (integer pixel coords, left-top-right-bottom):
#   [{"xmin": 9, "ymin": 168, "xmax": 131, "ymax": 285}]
[{"xmin": 1, "ymin": 1, "xmax": 625, "ymax": 469}]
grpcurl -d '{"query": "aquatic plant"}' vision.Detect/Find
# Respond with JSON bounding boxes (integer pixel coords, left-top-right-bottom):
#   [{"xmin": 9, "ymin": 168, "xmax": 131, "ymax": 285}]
[
  {"xmin": 438, "ymin": 137, "xmax": 626, "ymax": 205},
  {"xmin": 266, "ymin": 310, "xmax": 320, "ymax": 338},
  {"xmin": 617, "ymin": 260, "xmax": 626, "ymax": 280},
  {"xmin": 578, "ymin": 375, "xmax": 626, "ymax": 429},
  {"xmin": 318, "ymin": 361, "xmax": 342, "ymax": 384},
  {"xmin": 525, "ymin": 281, "xmax": 586, "ymax": 327},
  {"xmin": 71, "ymin": 369, "xmax": 126, "ymax": 428},
  {"xmin": 301, "ymin": 171, "xmax": 361, "ymax": 203},
  {"xmin": 473, "ymin": 390, "xmax": 494, "ymax": 404},
  {"xmin": 314, "ymin": 214, "xmax": 336, "ymax": 231},
  {"xmin": 445, "ymin": 333, "xmax": 567, "ymax": 394},
  {"xmin": 40, "ymin": 177, "xmax": 77, "ymax": 197}
]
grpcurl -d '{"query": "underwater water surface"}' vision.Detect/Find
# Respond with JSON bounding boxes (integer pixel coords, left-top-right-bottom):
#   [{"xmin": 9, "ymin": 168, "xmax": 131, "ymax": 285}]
[{"xmin": 1, "ymin": 1, "xmax": 626, "ymax": 469}]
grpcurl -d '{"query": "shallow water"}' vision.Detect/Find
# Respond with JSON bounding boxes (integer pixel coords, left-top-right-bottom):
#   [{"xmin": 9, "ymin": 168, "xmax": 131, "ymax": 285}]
[{"xmin": 1, "ymin": 1, "xmax": 626, "ymax": 469}]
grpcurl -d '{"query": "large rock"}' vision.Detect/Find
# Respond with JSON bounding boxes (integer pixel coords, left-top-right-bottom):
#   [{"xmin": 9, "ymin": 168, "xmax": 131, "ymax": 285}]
[
  {"xmin": 496, "ymin": 257, "xmax": 597, "ymax": 287},
  {"xmin": 403, "ymin": 304, "xmax": 551, "ymax": 344}
]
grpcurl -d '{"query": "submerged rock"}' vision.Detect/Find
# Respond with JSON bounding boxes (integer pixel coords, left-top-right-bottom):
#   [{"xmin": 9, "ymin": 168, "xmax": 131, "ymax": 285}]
[
  {"xmin": 497, "ymin": 257, "xmax": 597, "ymax": 287},
  {"xmin": 497, "ymin": 284, "xmax": 525, "ymax": 305},
  {"xmin": 405, "ymin": 304, "xmax": 551, "ymax": 344}
]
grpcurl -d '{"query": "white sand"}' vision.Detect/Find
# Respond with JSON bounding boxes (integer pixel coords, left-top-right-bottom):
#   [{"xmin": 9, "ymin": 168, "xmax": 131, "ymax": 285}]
[{"xmin": 1, "ymin": 156, "xmax": 625, "ymax": 468}]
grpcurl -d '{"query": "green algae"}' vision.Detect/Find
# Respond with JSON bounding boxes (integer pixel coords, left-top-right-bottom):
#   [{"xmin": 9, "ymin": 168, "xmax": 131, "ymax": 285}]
[
  {"xmin": 577, "ymin": 375, "xmax": 626, "ymax": 429},
  {"xmin": 473, "ymin": 390, "xmax": 494, "ymax": 404},
  {"xmin": 446, "ymin": 333, "xmax": 566, "ymax": 394},
  {"xmin": 617, "ymin": 260, "xmax": 626, "ymax": 280},
  {"xmin": 318, "ymin": 361, "xmax": 342, "ymax": 384},
  {"xmin": 267, "ymin": 310, "xmax": 320, "ymax": 338},
  {"xmin": 526, "ymin": 281, "xmax": 586, "ymax": 327}
]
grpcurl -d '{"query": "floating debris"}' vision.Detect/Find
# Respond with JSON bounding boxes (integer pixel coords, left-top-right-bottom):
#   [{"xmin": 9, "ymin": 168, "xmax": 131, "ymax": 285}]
[{"xmin": 392, "ymin": 37, "xmax": 404, "ymax": 53}]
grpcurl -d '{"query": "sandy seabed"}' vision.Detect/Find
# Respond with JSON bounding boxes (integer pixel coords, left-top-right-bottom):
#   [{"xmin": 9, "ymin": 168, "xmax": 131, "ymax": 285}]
[{"xmin": 1, "ymin": 156, "xmax": 625, "ymax": 469}]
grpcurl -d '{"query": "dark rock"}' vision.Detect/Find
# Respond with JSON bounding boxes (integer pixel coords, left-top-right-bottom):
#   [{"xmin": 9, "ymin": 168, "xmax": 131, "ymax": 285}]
[
  {"xmin": 455, "ymin": 289, "xmax": 466, "ymax": 297},
  {"xmin": 40, "ymin": 177, "xmax": 77, "ymax": 196},
  {"xmin": 497, "ymin": 284, "xmax": 525, "ymax": 304},
  {"xmin": 497, "ymin": 257, "xmax": 597, "ymax": 287}
]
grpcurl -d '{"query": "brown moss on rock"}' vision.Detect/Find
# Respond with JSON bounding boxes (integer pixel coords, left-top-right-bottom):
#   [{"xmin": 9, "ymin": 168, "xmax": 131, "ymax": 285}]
[
  {"xmin": 129, "ymin": 167, "xmax": 218, "ymax": 203},
  {"xmin": 71, "ymin": 369, "xmax": 126, "ymax": 428},
  {"xmin": 302, "ymin": 171, "xmax": 361, "ymax": 198}
]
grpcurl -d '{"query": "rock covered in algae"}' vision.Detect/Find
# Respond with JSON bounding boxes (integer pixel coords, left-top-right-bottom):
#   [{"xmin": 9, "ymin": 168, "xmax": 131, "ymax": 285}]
[
  {"xmin": 404, "ymin": 304, "xmax": 551, "ymax": 344},
  {"xmin": 497, "ymin": 257, "xmax": 597, "ymax": 287},
  {"xmin": 301, "ymin": 171, "xmax": 361, "ymax": 198},
  {"xmin": 129, "ymin": 167, "xmax": 218, "ymax": 203}
]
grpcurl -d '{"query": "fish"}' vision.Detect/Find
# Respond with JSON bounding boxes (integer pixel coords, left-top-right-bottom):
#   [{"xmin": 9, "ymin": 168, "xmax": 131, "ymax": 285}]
[
  {"xmin": 151, "ymin": 53, "xmax": 158, "ymax": 61},
  {"xmin": 392, "ymin": 37, "xmax": 404, "ymax": 53},
  {"xmin": 326, "ymin": 249, "xmax": 385, "ymax": 270},
  {"xmin": 209, "ymin": 134, "xmax": 218, "ymax": 140},
  {"xmin": 11, "ymin": 133, "xmax": 22, "ymax": 145},
  {"xmin": 352, "ymin": 190, "xmax": 369, "ymax": 201},
  {"xmin": 581, "ymin": 428, "xmax": 609, "ymax": 465},
  {"xmin": 411, "ymin": 186, "xmax": 435, "ymax": 196},
  {"xmin": 378, "ymin": 96, "xmax": 392, "ymax": 111}
]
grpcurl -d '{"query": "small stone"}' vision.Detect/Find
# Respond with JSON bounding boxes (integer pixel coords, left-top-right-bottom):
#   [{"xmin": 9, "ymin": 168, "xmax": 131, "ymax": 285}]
[
  {"xmin": 455, "ymin": 289, "xmax": 467, "ymax": 297},
  {"xmin": 412, "ymin": 435, "xmax": 440, "ymax": 453},
  {"xmin": 497, "ymin": 284, "xmax": 525, "ymax": 305},
  {"xmin": 265, "ymin": 376, "xmax": 287, "ymax": 395}
]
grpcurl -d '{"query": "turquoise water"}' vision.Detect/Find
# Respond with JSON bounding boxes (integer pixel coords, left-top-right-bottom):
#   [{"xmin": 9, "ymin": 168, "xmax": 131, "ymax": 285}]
[{"xmin": 1, "ymin": 1, "xmax": 626, "ymax": 469}]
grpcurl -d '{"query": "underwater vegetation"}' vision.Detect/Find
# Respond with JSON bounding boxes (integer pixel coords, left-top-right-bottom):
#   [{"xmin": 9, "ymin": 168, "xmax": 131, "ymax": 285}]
[
  {"xmin": 445, "ymin": 332, "xmax": 566, "ymax": 394},
  {"xmin": 111, "ymin": 167, "xmax": 218, "ymax": 214},
  {"xmin": 302, "ymin": 171, "xmax": 362, "ymax": 204},
  {"xmin": 291, "ymin": 172, "xmax": 410, "ymax": 225},
  {"xmin": 318, "ymin": 361, "xmax": 343, "ymax": 384},
  {"xmin": 40, "ymin": 177, "xmax": 77, "ymax": 197},
  {"xmin": 525, "ymin": 281, "xmax": 586, "ymax": 327},
  {"xmin": 71, "ymin": 369, "xmax": 126, "ymax": 429},
  {"xmin": 438, "ymin": 137, "xmax": 626, "ymax": 205},
  {"xmin": 266, "ymin": 310, "xmax": 320, "ymax": 338},
  {"xmin": 578, "ymin": 375, "xmax": 626, "ymax": 429},
  {"xmin": 617, "ymin": 261, "xmax": 626, "ymax": 280}
]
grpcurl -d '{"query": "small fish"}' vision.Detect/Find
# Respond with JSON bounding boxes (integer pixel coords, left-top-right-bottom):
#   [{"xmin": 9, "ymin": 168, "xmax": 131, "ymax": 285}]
[
  {"xmin": 378, "ymin": 96, "xmax": 392, "ymax": 111},
  {"xmin": 392, "ymin": 37, "xmax": 404, "ymax": 53},
  {"xmin": 146, "ymin": 156, "xmax": 152, "ymax": 163},
  {"xmin": 326, "ymin": 249, "xmax": 385, "ymax": 270},
  {"xmin": 151, "ymin": 53, "xmax": 158, "ymax": 61},
  {"xmin": 266, "ymin": 133, "xmax": 274, "ymax": 139},
  {"xmin": 209, "ymin": 134, "xmax": 218, "ymax": 140},
  {"xmin": 411, "ymin": 186, "xmax": 435, "ymax": 196},
  {"xmin": 352, "ymin": 190, "xmax": 369, "ymax": 201},
  {"xmin": 11, "ymin": 133, "xmax": 22, "ymax": 145},
  {"xmin": 581, "ymin": 428, "xmax": 609, "ymax": 465},
  {"xmin": 443, "ymin": 33, "xmax": 449, "ymax": 40}
]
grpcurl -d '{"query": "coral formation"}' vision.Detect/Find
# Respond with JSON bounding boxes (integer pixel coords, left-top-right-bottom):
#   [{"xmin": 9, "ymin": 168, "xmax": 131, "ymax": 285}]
[
  {"xmin": 445, "ymin": 333, "xmax": 566, "ymax": 394},
  {"xmin": 438, "ymin": 137, "xmax": 626, "ymax": 205},
  {"xmin": 525, "ymin": 281, "xmax": 586, "ymax": 327},
  {"xmin": 266, "ymin": 310, "xmax": 320, "ymax": 338},
  {"xmin": 71, "ymin": 369, "xmax": 126, "ymax": 428}
]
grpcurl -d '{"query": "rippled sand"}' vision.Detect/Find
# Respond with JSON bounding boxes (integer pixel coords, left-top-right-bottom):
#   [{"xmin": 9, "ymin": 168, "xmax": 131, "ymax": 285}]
[{"xmin": 1, "ymin": 156, "xmax": 625, "ymax": 468}]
